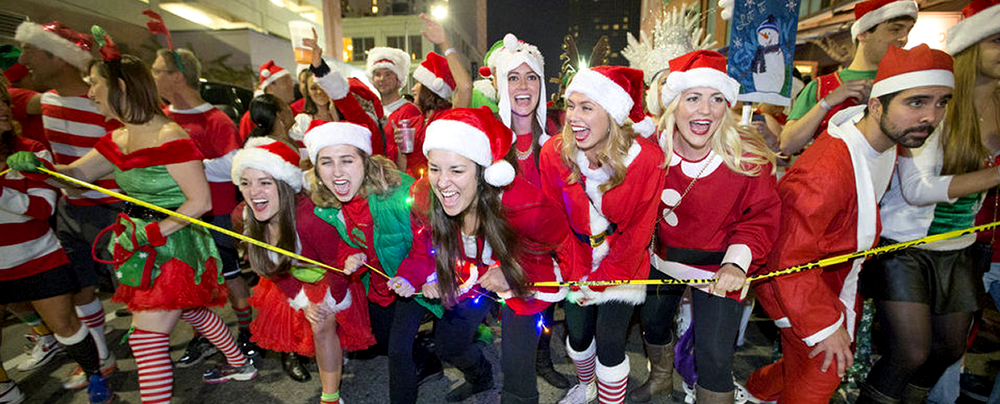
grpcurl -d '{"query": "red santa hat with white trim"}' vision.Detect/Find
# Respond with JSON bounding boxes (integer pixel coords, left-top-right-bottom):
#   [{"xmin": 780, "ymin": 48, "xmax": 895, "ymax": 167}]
[
  {"xmin": 423, "ymin": 107, "xmax": 516, "ymax": 187},
  {"xmin": 870, "ymin": 44, "xmax": 954, "ymax": 99},
  {"xmin": 303, "ymin": 121, "xmax": 374, "ymax": 163},
  {"xmin": 14, "ymin": 21, "xmax": 93, "ymax": 72},
  {"xmin": 258, "ymin": 60, "xmax": 291, "ymax": 91},
  {"xmin": 231, "ymin": 137, "xmax": 304, "ymax": 192},
  {"xmin": 564, "ymin": 65, "xmax": 655, "ymax": 137},
  {"xmin": 850, "ymin": 0, "xmax": 919, "ymax": 43},
  {"xmin": 366, "ymin": 46, "xmax": 410, "ymax": 84},
  {"xmin": 412, "ymin": 52, "xmax": 456, "ymax": 100},
  {"xmin": 661, "ymin": 50, "xmax": 740, "ymax": 107},
  {"xmin": 946, "ymin": 0, "xmax": 1000, "ymax": 55}
]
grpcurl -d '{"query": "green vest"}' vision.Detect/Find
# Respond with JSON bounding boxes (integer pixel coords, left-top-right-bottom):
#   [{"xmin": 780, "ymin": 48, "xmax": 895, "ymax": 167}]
[{"xmin": 314, "ymin": 173, "xmax": 443, "ymax": 317}]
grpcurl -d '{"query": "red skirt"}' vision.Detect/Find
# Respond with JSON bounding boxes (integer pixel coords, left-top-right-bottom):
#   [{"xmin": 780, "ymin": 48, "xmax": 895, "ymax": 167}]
[
  {"xmin": 249, "ymin": 277, "xmax": 376, "ymax": 356},
  {"xmin": 112, "ymin": 258, "xmax": 228, "ymax": 311}
]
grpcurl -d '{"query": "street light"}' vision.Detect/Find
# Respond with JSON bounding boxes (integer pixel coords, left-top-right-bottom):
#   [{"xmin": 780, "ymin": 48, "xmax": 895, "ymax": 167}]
[{"xmin": 431, "ymin": 3, "xmax": 448, "ymax": 20}]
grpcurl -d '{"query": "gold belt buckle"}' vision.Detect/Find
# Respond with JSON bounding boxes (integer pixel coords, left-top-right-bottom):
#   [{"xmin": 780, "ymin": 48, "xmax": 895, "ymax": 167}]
[{"xmin": 589, "ymin": 232, "xmax": 606, "ymax": 248}]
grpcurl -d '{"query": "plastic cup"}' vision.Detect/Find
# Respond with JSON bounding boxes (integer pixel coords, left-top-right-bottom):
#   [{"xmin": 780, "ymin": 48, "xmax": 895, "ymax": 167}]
[
  {"xmin": 398, "ymin": 127, "xmax": 415, "ymax": 153},
  {"xmin": 289, "ymin": 20, "xmax": 315, "ymax": 65}
]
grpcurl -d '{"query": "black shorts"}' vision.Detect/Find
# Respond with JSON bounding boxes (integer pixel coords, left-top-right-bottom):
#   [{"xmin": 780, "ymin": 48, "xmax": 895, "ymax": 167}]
[
  {"xmin": 0, "ymin": 265, "xmax": 81, "ymax": 305},
  {"xmin": 861, "ymin": 238, "xmax": 984, "ymax": 314}
]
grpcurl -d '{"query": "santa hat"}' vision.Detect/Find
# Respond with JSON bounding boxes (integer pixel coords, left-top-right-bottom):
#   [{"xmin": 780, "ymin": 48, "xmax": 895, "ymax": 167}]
[
  {"xmin": 564, "ymin": 66, "xmax": 655, "ymax": 137},
  {"xmin": 871, "ymin": 44, "xmax": 954, "ymax": 98},
  {"xmin": 946, "ymin": 0, "xmax": 1000, "ymax": 55},
  {"xmin": 348, "ymin": 77, "xmax": 385, "ymax": 121},
  {"xmin": 412, "ymin": 52, "xmax": 456, "ymax": 100},
  {"xmin": 494, "ymin": 34, "xmax": 547, "ymax": 132},
  {"xmin": 303, "ymin": 121, "xmax": 373, "ymax": 163},
  {"xmin": 366, "ymin": 47, "xmax": 410, "ymax": 84},
  {"xmin": 661, "ymin": 50, "xmax": 740, "ymax": 107},
  {"xmin": 14, "ymin": 21, "xmax": 93, "ymax": 72},
  {"xmin": 851, "ymin": 0, "xmax": 919, "ymax": 42},
  {"xmin": 231, "ymin": 137, "xmax": 304, "ymax": 192},
  {"xmin": 423, "ymin": 107, "xmax": 516, "ymax": 187},
  {"xmin": 259, "ymin": 60, "xmax": 291, "ymax": 91}
]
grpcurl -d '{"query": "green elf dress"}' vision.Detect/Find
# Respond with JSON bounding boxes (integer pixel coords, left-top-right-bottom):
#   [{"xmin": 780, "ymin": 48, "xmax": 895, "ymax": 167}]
[{"xmin": 94, "ymin": 135, "xmax": 227, "ymax": 311}]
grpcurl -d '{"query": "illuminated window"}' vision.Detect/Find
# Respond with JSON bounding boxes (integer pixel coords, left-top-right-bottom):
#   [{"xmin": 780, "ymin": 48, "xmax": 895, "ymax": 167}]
[
  {"xmin": 342, "ymin": 37, "xmax": 353, "ymax": 61},
  {"xmin": 353, "ymin": 37, "xmax": 375, "ymax": 61},
  {"xmin": 613, "ymin": 24, "xmax": 619, "ymax": 29}
]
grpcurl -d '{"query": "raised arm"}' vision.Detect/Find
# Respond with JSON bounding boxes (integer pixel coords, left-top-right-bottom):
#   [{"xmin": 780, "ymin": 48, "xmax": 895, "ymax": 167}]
[{"xmin": 420, "ymin": 13, "xmax": 471, "ymax": 108}]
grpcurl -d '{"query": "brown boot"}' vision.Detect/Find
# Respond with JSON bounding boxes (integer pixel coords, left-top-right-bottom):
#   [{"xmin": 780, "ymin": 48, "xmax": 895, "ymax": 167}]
[
  {"xmin": 627, "ymin": 341, "xmax": 675, "ymax": 403},
  {"xmin": 856, "ymin": 382, "xmax": 901, "ymax": 404},
  {"xmin": 900, "ymin": 383, "xmax": 930, "ymax": 404},
  {"xmin": 695, "ymin": 384, "xmax": 734, "ymax": 404}
]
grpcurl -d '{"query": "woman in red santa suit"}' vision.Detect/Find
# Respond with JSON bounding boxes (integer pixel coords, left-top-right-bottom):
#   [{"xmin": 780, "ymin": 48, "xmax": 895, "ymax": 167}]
[
  {"xmin": 232, "ymin": 137, "xmax": 374, "ymax": 404},
  {"xmin": 638, "ymin": 50, "xmax": 779, "ymax": 404},
  {"xmin": 538, "ymin": 66, "xmax": 665, "ymax": 404},
  {"xmin": 390, "ymin": 106, "xmax": 569, "ymax": 404}
]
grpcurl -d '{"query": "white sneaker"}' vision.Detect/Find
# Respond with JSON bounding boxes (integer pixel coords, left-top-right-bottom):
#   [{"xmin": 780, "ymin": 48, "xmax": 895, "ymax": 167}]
[
  {"xmin": 683, "ymin": 382, "xmax": 696, "ymax": 404},
  {"xmin": 62, "ymin": 351, "xmax": 117, "ymax": 390},
  {"xmin": 0, "ymin": 381, "xmax": 25, "ymax": 404},
  {"xmin": 15, "ymin": 334, "xmax": 62, "ymax": 371},
  {"xmin": 558, "ymin": 381, "xmax": 597, "ymax": 404}
]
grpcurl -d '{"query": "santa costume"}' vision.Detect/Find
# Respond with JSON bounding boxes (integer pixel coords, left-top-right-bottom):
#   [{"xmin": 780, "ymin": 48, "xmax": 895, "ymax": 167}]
[
  {"xmin": 367, "ymin": 47, "xmax": 423, "ymax": 172},
  {"xmin": 537, "ymin": 65, "xmax": 665, "ymax": 404},
  {"xmin": 746, "ymin": 44, "xmax": 955, "ymax": 404}
]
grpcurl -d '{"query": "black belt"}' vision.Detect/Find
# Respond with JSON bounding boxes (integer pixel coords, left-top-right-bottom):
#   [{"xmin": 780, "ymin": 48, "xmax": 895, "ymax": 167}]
[
  {"xmin": 121, "ymin": 202, "xmax": 171, "ymax": 221},
  {"xmin": 657, "ymin": 246, "xmax": 726, "ymax": 266},
  {"xmin": 572, "ymin": 222, "xmax": 618, "ymax": 248}
]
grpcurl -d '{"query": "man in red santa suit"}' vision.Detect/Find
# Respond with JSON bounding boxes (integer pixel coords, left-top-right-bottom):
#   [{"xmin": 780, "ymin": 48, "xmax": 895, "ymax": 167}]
[
  {"xmin": 745, "ymin": 44, "xmax": 955, "ymax": 404},
  {"xmin": 366, "ymin": 47, "xmax": 421, "ymax": 171}
]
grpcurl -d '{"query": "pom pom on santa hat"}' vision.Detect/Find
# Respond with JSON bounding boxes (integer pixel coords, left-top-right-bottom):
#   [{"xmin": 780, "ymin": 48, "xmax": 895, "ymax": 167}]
[
  {"xmin": 231, "ymin": 137, "xmax": 304, "ymax": 192},
  {"xmin": 303, "ymin": 121, "xmax": 374, "ymax": 163},
  {"xmin": 870, "ymin": 44, "xmax": 953, "ymax": 99},
  {"xmin": 850, "ymin": 0, "xmax": 918, "ymax": 43},
  {"xmin": 946, "ymin": 0, "xmax": 1000, "ymax": 55},
  {"xmin": 423, "ymin": 107, "xmax": 517, "ymax": 187},
  {"xmin": 564, "ymin": 65, "xmax": 655, "ymax": 138},
  {"xmin": 259, "ymin": 60, "xmax": 290, "ymax": 91},
  {"xmin": 366, "ymin": 47, "xmax": 410, "ymax": 83},
  {"xmin": 413, "ymin": 52, "xmax": 457, "ymax": 100},
  {"xmin": 14, "ymin": 21, "xmax": 93, "ymax": 72},
  {"xmin": 661, "ymin": 50, "xmax": 740, "ymax": 107}
]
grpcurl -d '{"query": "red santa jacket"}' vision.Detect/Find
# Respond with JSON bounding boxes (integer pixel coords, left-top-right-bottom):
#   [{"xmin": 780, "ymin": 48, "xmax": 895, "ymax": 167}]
[
  {"xmin": 754, "ymin": 108, "xmax": 892, "ymax": 346},
  {"xmin": 398, "ymin": 177, "xmax": 570, "ymax": 315},
  {"xmin": 654, "ymin": 149, "xmax": 780, "ymax": 300},
  {"xmin": 538, "ymin": 136, "xmax": 665, "ymax": 305},
  {"xmin": 383, "ymin": 101, "xmax": 425, "ymax": 177}
]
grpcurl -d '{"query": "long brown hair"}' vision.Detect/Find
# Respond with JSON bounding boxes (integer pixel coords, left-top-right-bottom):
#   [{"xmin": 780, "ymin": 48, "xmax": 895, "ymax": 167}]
[
  {"xmin": 430, "ymin": 149, "xmax": 529, "ymax": 307},
  {"xmin": 559, "ymin": 112, "xmax": 636, "ymax": 192},
  {"xmin": 941, "ymin": 45, "xmax": 993, "ymax": 175},
  {"xmin": 417, "ymin": 84, "xmax": 452, "ymax": 114},
  {"xmin": 307, "ymin": 146, "xmax": 402, "ymax": 209},
  {"xmin": 243, "ymin": 179, "xmax": 299, "ymax": 278}
]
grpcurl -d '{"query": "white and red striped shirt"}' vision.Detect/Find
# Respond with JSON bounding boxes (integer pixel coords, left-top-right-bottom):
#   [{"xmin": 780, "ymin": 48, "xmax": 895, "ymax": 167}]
[
  {"xmin": 0, "ymin": 138, "xmax": 70, "ymax": 281},
  {"xmin": 41, "ymin": 91, "xmax": 121, "ymax": 205}
]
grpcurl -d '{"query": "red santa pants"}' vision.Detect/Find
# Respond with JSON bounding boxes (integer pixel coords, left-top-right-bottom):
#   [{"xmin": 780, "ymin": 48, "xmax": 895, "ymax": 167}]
[{"xmin": 745, "ymin": 327, "xmax": 844, "ymax": 404}]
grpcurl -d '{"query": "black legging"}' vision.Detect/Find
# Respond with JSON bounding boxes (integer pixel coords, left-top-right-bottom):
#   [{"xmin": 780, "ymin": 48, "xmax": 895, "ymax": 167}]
[
  {"xmin": 564, "ymin": 301, "xmax": 633, "ymax": 366},
  {"xmin": 864, "ymin": 300, "xmax": 972, "ymax": 398},
  {"xmin": 501, "ymin": 304, "xmax": 543, "ymax": 404}
]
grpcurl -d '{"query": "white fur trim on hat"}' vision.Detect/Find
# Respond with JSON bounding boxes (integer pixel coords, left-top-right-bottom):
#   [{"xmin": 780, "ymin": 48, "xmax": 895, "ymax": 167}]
[
  {"xmin": 632, "ymin": 116, "xmax": 655, "ymax": 138},
  {"xmin": 473, "ymin": 79, "xmax": 498, "ymax": 102},
  {"xmin": 851, "ymin": 1, "xmax": 918, "ymax": 42},
  {"xmin": 947, "ymin": 4, "xmax": 1000, "ymax": 55},
  {"xmin": 231, "ymin": 137, "xmax": 304, "ymax": 192},
  {"xmin": 662, "ymin": 67, "xmax": 741, "ymax": 107},
  {"xmin": 413, "ymin": 64, "xmax": 453, "ymax": 99},
  {"xmin": 564, "ymin": 68, "xmax": 632, "ymax": 125},
  {"xmin": 15, "ymin": 22, "xmax": 92, "ymax": 72},
  {"xmin": 870, "ymin": 69, "xmax": 954, "ymax": 98},
  {"xmin": 366, "ymin": 47, "xmax": 410, "ymax": 83},
  {"xmin": 495, "ymin": 34, "xmax": 548, "ymax": 135},
  {"xmin": 422, "ymin": 119, "xmax": 492, "ymax": 166},
  {"xmin": 303, "ymin": 121, "xmax": 373, "ymax": 163},
  {"xmin": 261, "ymin": 69, "xmax": 290, "ymax": 91}
]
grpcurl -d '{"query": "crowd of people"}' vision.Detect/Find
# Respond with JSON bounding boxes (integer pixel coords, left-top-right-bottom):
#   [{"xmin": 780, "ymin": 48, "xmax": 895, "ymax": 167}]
[{"xmin": 0, "ymin": 0, "xmax": 998, "ymax": 403}]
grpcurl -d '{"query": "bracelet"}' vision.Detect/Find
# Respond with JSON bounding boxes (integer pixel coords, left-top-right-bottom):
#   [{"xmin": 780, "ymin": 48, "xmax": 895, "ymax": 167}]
[
  {"xmin": 443, "ymin": 47, "xmax": 456, "ymax": 56},
  {"xmin": 818, "ymin": 97, "xmax": 832, "ymax": 111}
]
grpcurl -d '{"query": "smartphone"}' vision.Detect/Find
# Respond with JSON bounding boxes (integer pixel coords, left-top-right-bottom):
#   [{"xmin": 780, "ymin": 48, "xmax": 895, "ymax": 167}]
[{"xmin": 751, "ymin": 113, "xmax": 766, "ymax": 123}]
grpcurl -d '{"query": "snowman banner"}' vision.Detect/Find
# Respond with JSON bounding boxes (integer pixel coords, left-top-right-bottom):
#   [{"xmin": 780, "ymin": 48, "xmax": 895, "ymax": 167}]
[{"xmin": 727, "ymin": 0, "xmax": 801, "ymax": 106}]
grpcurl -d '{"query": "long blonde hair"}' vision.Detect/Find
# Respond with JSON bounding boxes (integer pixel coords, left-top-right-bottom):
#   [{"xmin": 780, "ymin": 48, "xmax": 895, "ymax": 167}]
[
  {"xmin": 558, "ymin": 112, "xmax": 636, "ymax": 192},
  {"xmin": 308, "ymin": 148, "xmax": 402, "ymax": 208},
  {"xmin": 657, "ymin": 97, "xmax": 776, "ymax": 176},
  {"xmin": 941, "ymin": 45, "xmax": 995, "ymax": 175}
]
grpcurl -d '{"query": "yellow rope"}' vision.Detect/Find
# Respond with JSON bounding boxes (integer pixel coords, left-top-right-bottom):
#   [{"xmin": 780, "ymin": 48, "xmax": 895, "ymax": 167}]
[
  {"xmin": 0, "ymin": 168, "xmax": 10, "ymax": 176},
  {"xmin": 37, "ymin": 167, "xmax": 346, "ymax": 275}
]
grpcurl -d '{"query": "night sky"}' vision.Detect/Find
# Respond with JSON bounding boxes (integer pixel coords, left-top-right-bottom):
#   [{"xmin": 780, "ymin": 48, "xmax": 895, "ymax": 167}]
[{"xmin": 486, "ymin": 0, "xmax": 569, "ymax": 100}]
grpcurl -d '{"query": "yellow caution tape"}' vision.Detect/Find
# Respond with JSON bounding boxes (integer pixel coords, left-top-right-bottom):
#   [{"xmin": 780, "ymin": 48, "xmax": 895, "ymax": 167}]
[
  {"xmin": 38, "ymin": 167, "xmax": 346, "ymax": 275},
  {"xmin": 0, "ymin": 168, "xmax": 10, "ymax": 177}
]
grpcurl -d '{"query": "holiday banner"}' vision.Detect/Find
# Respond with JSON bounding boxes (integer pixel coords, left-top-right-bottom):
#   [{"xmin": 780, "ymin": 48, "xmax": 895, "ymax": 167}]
[{"xmin": 727, "ymin": 0, "xmax": 801, "ymax": 106}]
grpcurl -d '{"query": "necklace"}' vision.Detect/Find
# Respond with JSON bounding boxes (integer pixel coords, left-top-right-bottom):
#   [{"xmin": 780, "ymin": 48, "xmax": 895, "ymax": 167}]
[
  {"xmin": 662, "ymin": 156, "xmax": 712, "ymax": 219},
  {"xmin": 516, "ymin": 144, "xmax": 532, "ymax": 160}
]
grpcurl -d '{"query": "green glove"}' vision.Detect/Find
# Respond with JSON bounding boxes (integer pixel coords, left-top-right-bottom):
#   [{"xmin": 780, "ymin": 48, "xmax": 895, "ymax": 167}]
[{"xmin": 6, "ymin": 151, "xmax": 43, "ymax": 173}]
